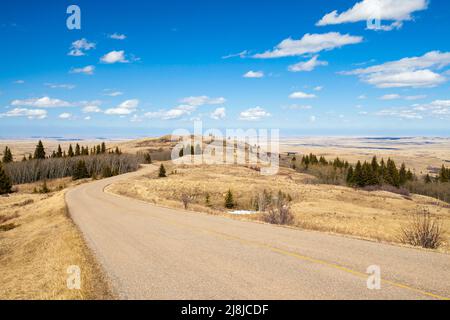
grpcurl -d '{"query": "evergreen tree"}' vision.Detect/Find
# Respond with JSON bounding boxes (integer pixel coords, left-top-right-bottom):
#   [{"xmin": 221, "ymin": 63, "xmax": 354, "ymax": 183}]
[
  {"xmin": 115, "ymin": 147, "xmax": 121, "ymax": 155},
  {"xmin": 0, "ymin": 162, "xmax": 12, "ymax": 195},
  {"xmin": 190, "ymin": 145, "xmax": 194, "ymax": 155},
  {"xmin": 75, "ymin": 144, "xmax": 81, "ymax": 156},
  {"xmin": 385, "ymin": 158, "xmax": 400, "ymax": 188},
  {"xmin": 346, "ymin": 166, "xmax": 354, "ymax": 186},
  {"xmin": 2, "ymin": 146, "xmax": 13, "ymax": 163},
  {"xmin": 158, "ymin": 164, "xmax": 167, "ymax": 177},
  {"xmin": 101, "ymin": 142, "xmax": 106, "ymax": 154},
  {"xmin": 56, "ymin": 145, "xmax": 63, "ymax": 158},
  {"xmin": 68, "ymin": 144, "xmax": 74, "ymax": 157},
  {"xmin": 424, "ymin": 174, "xmax": 432, "ymax": 184},
  {"xmin": 399, "ymin": 163, "xmax": 407, "ymax": 186},
  {"xmin": 22, "ymin": 155, "xmax": 27, "ymax": 162},
  {"xmin": 353, "ymin": 161, "xmax": 364, "ymax": 187},
  {"xmin": 179, "ymin": 148, "xmax": 184, "ymax": 157},
  {"xmin": 144, "ymin": 153, "xmax": 152, "ymax": 164},
  {"xmin": 102, "ymin": 165, "xmax": 113, "ymax": 178},
  {"xmin": 224, "ymin": 189, "xmax": 235, "ymax": 209},
  {"xmin": 34, "ymin": 140, "xmax": 46, "ymax": 159},
  {"xmin": 371, "ymin": 156, "xmax": 379, "ymax": 173},
  {"xmin": 96, "ymin": 145, "xmax": 101, "ymax": 155},
  {"xmin": 439, "ymin": 165, "xmax": 449, "ymax": 183},
  {"xmin": 72, "ymin": 160, "xmax": 89, "ymax": 180}
]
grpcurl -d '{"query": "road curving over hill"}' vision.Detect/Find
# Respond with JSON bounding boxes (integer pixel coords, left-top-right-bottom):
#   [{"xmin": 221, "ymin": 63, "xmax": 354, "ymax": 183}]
[{"xmin": 66, "ymin": 165, "xmax": 450, "ymax": 300}]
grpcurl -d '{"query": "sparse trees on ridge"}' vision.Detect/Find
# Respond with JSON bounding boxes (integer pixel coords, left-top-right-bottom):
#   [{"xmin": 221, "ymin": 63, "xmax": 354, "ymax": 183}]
[{"xmin": 2, "ymin": 146, "xmax": 13, "ymax": 163}]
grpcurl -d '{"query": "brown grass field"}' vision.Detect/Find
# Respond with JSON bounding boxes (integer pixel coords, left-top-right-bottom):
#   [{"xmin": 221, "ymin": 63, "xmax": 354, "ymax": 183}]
[
  {"xmin": 0, "ymin": 179, "xmax": 112, "ymax": 300},
  {"xmin": 107, "ymin": 162, "xmax": 450, "ymax": 253}
]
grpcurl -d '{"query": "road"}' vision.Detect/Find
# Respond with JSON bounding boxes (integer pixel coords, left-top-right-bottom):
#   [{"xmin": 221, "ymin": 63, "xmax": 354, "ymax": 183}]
[{"xmin": 66, "ymin": 165, "xmax": 450, "ymax": 300}]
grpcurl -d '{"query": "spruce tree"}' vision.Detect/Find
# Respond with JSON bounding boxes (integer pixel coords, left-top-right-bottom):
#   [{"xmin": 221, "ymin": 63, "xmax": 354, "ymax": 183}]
[
  {"xmin": 224, "ymin": 189, "xmax": 235, "ymax": 209},
  {"xmin": 0, "ymin": 162, "xmax": 12, "ymax": 195},
  {"xmin": 354, "ymin": 161, "xmax": 364, "ymax": 187},
  {"xmin": 56, "ymin": 145, "xmax": 63, "ymax": 158},
  {"xmin": 2, "ymin": 146, "xmax": 13, "ymax": 163},
  {"xmin": 399, "ymin": 163, "xmax": 407, "ymax": 185},
  {"xmin": 34, "ymin": 140, "xmax": 46, "ymax": 159},
  {"xmin": 75, "ymin": 144, "xmax": 81, "ymax": 156},
  {"xmin": 346, "ymin": 166, "xmax": 354, "ymax": 186},
  {"xmin": 72, "ymin": 160, "xmax": 89, "ymax": 180},
  {"xmin": 158, "ymin": 164, "xmax": 167, "ymax": 177},
  {"xmin": 439, "ymin": 165, "xmax": 449, "ymax": 183},
  {"xmin": 385, "ymin": 159, "xmax": 400, "ymax": 188},
  {"xmin": 179, "ymin": 148, "xmax": 184, "ymax": 157},
  {"xmin": 68, "ymin": 144, "xmax": 74, "ymax": 157},
  {"xmin": 101, "ymin": 142, "xmax": 106, "ymax": 154},
  {"xmin": 424, "ymin": 174, "xmax": 432, "ymax": 184},
  {"xmin": 190, "ymin": 145, "xmax": 195, "ymax": 155},
  {"xmin": 97, "ymin": 145, "xmax": 102, "ymax": 155}
]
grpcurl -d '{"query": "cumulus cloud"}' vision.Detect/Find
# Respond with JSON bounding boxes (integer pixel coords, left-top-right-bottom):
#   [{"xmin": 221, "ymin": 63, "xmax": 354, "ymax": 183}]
[
  {"xmin": 100, "ymin": 50, "xmax": 129, "ymax": 64},
  {"xmin": 343, "ymin": 51, "xmax": 450, "ymax": 88},
  {"xmin": 253, "ymin": 32, "xmax": 363, "ymax": 59},
  {"xmin": 45, "ymin": 83, "xmax": 75, "ymax": 89},
  {"xmin": 144, "ymin": 105, "xmax": 196, "ymax": 120},
  {"xmin": 316, "ymin": 0, "xmax": 428, "ymax": 30},
  {"xmin": 105, "ymin": 99, "xmax": 139, "ymax": 115},
  {"xmin": 13, "ymin": 80, "xmax": 25, "ymax": 84},
  {"xmin": 179, "ymin": 96, "xmax": 226, "ymax": 106},
  {"xmin": 289, "ymin": 91, "xmax": 317, "ymax": 99},
  {"xmin": 0, "ymin": 108, "xmax": 47, "ymax": 119},
  {"xmin": 288, "ymin": 55, "xmax": 328, "ymax": 72},
  {"xmin": 68, "ymin": 38, "xmax": 95, "ymax": 56},
  {"xmin": 82, "ymin": 105, "xmax": 102, "ymax": 113},
  {"xmin": 380, "ymin": 94, "xmax": 401, "ymax": 100},
  {"xmin": 109, "ymin": 33, "xmax": 126, "ymax": 40},
  {"xmin": 243, "ymin": 70, "xmax": 264, "ymax": 78},
  {"xmin": 376, "ymin": 99, "xmax": 450, "ymax": 120},
  {"xmin": 239, "ymin": 107, "xmax": 271, "ymax": 121},
  {"xmin": 59, "ymin": 112, "xmax": 73, "ymax": 119},
  {"xmin": 103, "ymin": 90, "xmax": 123, "ymax": 97},
  {"xmin": 11, "ymin": 96, "xmax": 73, "ymax": 108},
  {"xmin": 210, "ymin": 107, "xmax": 226, "ymax": 120},
  {"xmin": 70, "ymin": 65, "xmax": 95, "ymax": 75}
]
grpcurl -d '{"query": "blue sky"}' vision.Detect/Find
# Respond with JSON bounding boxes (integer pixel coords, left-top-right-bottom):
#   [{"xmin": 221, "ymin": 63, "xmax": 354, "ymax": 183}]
[{"xmin": 0, "ymin": 0, "xmax": 449, "ymax": 138}]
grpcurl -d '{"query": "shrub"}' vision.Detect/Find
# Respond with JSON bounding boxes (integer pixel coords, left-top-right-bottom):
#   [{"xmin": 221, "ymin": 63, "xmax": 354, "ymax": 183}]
[
  {"xmin": 181, "ymin": 193, "xmax": 194, "ymax": 210},
  {"xmin": 264, "ymin": 195, "xmax": 294, "ymax": 225},
  {"xmin": 400, "ymin": 208, "xmax": 443, "ymax": 249}
]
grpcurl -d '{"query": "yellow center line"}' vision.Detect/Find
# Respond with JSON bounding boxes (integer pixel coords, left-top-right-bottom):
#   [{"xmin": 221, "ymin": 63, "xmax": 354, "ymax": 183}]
[{"xmin": 106, "ymin": 191, "xmax": 450, "ymax": 300}]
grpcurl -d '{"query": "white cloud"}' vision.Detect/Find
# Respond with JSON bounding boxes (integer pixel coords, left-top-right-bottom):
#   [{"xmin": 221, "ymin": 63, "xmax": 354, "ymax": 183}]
[
  {"xmin": 0, "ymin": 108, "xmax": 47, "ymax": 119},
  {"xmin": 68, "ymin": 38, "xmax": 95, "ymax": 56},
  {"xmin": 59, "ymin": 112, "xmax": 73, "ymax": 119},
  {"xmin": 45, "ymin": 83, "xmax": 75, "ymax": 90},
  {"xmin": 253, "ymin": 32, "xmax": 363, "ymax": 59},
  {"xmin": 109, "ymin": 33, "xmax": 126, "ymax": 40},
  {"xmin": 343, "ymin": 51, "xmax": 450, "ymax": 88},
  {"xmin": 376, "ymin": 99, "xmax": 450, "ymax": 120},
  {"xmin": 84, "ymin": 116, "xmax": 91, "ymax": 121},
  {"xmin": 405, "ymin": 95, "xmax": 427, "ymax": 100},
  {"xmin": 13, "ymin": 80, "xmax": 25, "ymax": 84},
  {"xmin": 222, "ymin": 50, "xmax": 248, "ymax": 59},
  {"xmin": 71, "ymin": 65, "xmax": 95, "ymax": 75},
  {"xmin": 380, "ymin": 94, "xmax": 401, "ymax": 100},
  {"xmin": 179, "ymin": 96, "xmax": 226, "ymax": 106},
  {"xmin": 11, "ymin": 96, "xmax": 73, "ymax": 108},
  {"xmin": 210, "ymin": 107, "xmax": 226, "ymax": 120},
  {"xmin": 82, "ymin": 105, "xmax": 102, "ymax": 113},
  {"xmin": 309, "ymin": 115, "xmax": 317, "ymax": 123},
  {"xmin": 288, "ymin": 55, "xmax": 328, "ymax": 72},
  {"xmin": 100, "ymin": 50, "xmax": 128, "ymax": 64},
  {"xmin": 358, "ymin": 94, "xmax": 367, "ymax": 99},
  {"xmin": 104, "ymin": 91, "xmax": 123, "ymax": 97},
  {"xmin": 239, "ymin": 107, "xmax": 271, "ymax": 121},
  {"xmin": 243, "ymin": 71, "xmax": 264, "ymax": 78},
  {"xmin": 316, "ymin": 0, "xmax": 428, "ymax": 30},
  {"xmin": 105, "ymin": 99, "xmax": 139, "ymax": 115},
  {"xmin": 313, "ymin": 86, "xmax": 323, "ymax": 91},
  {"xmin": 289, "ymin": 91, "xmax": 317, "ymax": 99},
  {"xmin": 285, "ymin": 104, "xmax": 313, "ymax": 110},
  {"xmin": 145, "ymin": 105, "xmax": 195, "ymax": 120}
]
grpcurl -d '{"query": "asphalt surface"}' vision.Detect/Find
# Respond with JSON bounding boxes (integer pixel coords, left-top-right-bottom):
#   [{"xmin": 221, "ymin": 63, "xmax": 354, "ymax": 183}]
[{"xmin": 66, "ymin": 165, "xmax": 450, "ymax": 300}]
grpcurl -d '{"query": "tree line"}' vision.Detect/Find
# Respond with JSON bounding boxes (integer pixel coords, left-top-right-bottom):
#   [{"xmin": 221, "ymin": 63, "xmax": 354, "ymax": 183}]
[{"xmin": 0, "ymin": 141, "xmax": 141, "ymax": 190}]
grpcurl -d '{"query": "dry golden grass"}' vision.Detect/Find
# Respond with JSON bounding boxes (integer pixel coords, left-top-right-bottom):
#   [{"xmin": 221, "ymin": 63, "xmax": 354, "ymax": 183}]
[
  {"xmin": 107, "ymin": 163, "xmax": 450, "ymax": 252},
  {"xmin": 0, "ymin": 186, "xmax": 112, "ymax": 300}
]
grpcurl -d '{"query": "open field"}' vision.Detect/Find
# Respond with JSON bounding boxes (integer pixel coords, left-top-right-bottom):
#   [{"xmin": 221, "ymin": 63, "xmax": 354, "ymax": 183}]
[
  {"xmin": 107, "ymin": 162, "xmax": 450, "ymax": 252},
  {"xmin": 280, "ymin": 136, "xmax": 450, "ymax": 174},
  {"xmin": 0, "ymin": 179, "xmax": 112, "ymax": 300}
]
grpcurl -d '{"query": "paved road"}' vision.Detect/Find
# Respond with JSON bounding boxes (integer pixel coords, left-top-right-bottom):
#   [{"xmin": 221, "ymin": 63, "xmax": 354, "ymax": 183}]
[{"xmin": 66, "ymin": 165, "xmax": 450, "ymax": 300}]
